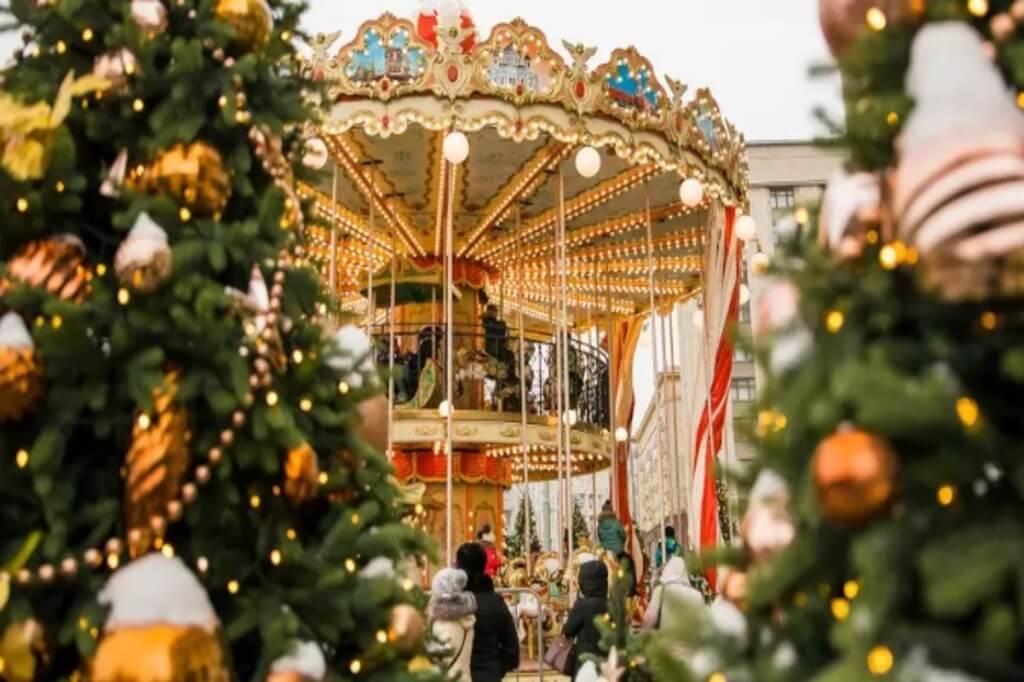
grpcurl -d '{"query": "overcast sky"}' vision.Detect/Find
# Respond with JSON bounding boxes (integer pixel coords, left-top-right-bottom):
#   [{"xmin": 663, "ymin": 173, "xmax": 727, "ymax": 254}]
[{"xmin": 303, "ymin": 0, "xmax": 841, "ymax": 141}]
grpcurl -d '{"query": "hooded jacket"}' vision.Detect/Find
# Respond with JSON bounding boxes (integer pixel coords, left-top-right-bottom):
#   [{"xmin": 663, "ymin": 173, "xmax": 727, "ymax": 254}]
[
  {"xmin": 467, "ymin": 575, "xmax": 519, "ymax": 682},
  {"xmin": 429, "ymin": 568, "xmax": 478, "ymax": 680},
  {"xmin": 563, "ymin": 561, "xmax": 609, "ymax": 673},
  {"xmin": 643, "ymin": 556, "xmax": 704, "ymax": 630},
  {"xmin": 596, "ymin": 510, "xmax": 626, "ymax": 555}
]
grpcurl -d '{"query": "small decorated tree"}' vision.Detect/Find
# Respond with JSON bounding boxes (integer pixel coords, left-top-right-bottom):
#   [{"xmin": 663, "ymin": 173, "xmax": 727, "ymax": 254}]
[{"xmin": 505, "ymin": 491, "xmax": 539, "ymax": 558}]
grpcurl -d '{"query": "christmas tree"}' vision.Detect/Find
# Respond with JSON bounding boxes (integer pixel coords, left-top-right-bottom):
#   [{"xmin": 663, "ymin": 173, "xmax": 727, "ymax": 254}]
[
  {"xmin": 643, "ymin": 2, "xmax": 1024, "ymax": 681},
  {"xmin": 573, "ymin": 494, "xmax": 591, "ymax": 547},
  {"xmin": 0, "ymin": 0, "xmax": 435, "ymax": 679},
  {"xmin": 505, "ymin": 491, "xmax": 539, "ymax": 558}
]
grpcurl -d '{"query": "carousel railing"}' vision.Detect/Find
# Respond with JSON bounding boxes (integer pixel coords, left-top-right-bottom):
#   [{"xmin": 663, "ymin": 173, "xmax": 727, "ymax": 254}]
[{"xmin": 370, "ymin": 324, "xmax": 611, "ymax": 432}]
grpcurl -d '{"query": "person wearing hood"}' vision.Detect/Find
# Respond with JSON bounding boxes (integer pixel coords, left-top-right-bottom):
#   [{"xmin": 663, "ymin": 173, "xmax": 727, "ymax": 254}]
[
  {"xmin": 428, "ymin": 568, "xmax": 477, "ymax": 680},
  {"xmin": 642, "ymin": 555, "xmax": 704, "ymax": 630},
  {"xmin": 562, "ymin": 560, "xmax": 609, "ymax": 675},
  {"xmin": 476, "ymin": 525, "xmax": 501, "ymax": 578},
  {"xmin": 455, "ymin": 543, "xmax": 520, "ymax": 682},
  {"xmin": 596, "ymin": 500, "xmax": 626, "ymax": 556}
]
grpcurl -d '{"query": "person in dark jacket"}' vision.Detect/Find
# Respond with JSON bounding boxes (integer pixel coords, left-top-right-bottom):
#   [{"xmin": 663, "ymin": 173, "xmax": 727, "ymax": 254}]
[
  {"xmin": 563, "ymin": 560, "xmax": 609, "ymax": 675},
  {"xmin": 456, "ymin": 543, "xmax": 520, "ymax": 681},
  {"xmin": 617, "ymin": 552, "xmax": 638, "ymax": 598},
  {"xmin": 596, "ymin": 500, "xmax": 626, "ymax": 555}
]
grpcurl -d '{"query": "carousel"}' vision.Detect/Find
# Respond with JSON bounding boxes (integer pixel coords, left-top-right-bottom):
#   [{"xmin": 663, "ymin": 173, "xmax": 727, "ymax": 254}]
[{"xmin": 296, "ymin": 3, "xmax": 749, "ymax": 609}]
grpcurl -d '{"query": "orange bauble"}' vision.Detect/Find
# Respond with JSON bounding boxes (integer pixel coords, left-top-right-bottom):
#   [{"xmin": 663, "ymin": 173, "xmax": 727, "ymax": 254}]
[
  {"xmin": 91, "ymin": 624, "xmax": 229, "ymax": 682},
  {"xmin": 1, "ymin": 234, "xmax": 90, "ymax": 303},
  {"xmin": 284, "ymin": 443, "xmax": 320, "ymax": 503},
  {"xmin": 140, "ymin": 142, "xmax": 231, "ymax": 216},
  {"xmin": 812, "ymin": 428, "xmax": 897, "ymax": 527},
  {"xmin": 357, "ymin": 394, "xmax": 389, "ymax": 453}
]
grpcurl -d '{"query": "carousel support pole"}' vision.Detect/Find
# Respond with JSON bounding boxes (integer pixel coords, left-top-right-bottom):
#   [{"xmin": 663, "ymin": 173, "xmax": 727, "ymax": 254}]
[
  {"xmin": 558, "ymin": 167, "xmax": 575, "ymax": 590},
  {"xmin": 387, "ymin": 232, "xmax": 397, "ymax": 461},
  {"xmin": 604, "ymin": 265, "xmax": 617, "ymax": 519},
  {"xmin": 644, "ymin": 186, "xmax": 669, "ymax": 566},
  {"xmin": 366, "ymin": 199, "xmax": 376, "ymax": 336},
  {"xmin": 328, "ymin": 164, "xmax": 339, "ymax": 318},
  {"xmin": 658, "ymin": 308, "xmax": 678, "ymax": 526},
  {"xmin": 549, "ymin": 258, "xmax": 563, "ymax": 569},
  {"xmin": 444, "ymin": 160, "xmax": 456, "ymax": 566},
  {"xmin": 666, "ymin": 301, "xmax": 683, "ymax": 525},
  {"xmin": 587, "ymin": 285, "xmax": 598, "ymax": 543},
  {"xmin": 516, "ymin": 203, "xmax": 532, "ymax": 576},
  {"xmin": 697, "ymin": 213, "xmax": 720, "ymax": 553}
]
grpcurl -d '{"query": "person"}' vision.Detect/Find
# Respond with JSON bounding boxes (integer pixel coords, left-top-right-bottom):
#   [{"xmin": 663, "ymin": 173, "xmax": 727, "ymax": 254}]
[
  {"xmin": 476, "ymin": 525, "xmax": 501, "ymax": 578},
  {"xmin": 455, "ymin": 543, "xmax": 520, "ymax": 682},
  {"xmin": 481, "ymin": 304, "xmax": 508, "ymax": 361},
  {"xmin": 617, "ymin": 552, "xmax": 637, "ymax": 599},
  {"xmin": 562, "ymin": 560, "xmax": 609, "ymax": 676},
  {"xmin": 596, "ymin": 501, "xmax": 626, "ymax": 556},
  {"xmin": 653, "ymin": 526, "xmax": 680, "ymax": 568},
  {"xmin": 642, "ymin": 555, "xmax": 704, "ymax": 630},
  {"xmin": 428, "ymin": 567, "xmax": 476, "ymax": 680}
]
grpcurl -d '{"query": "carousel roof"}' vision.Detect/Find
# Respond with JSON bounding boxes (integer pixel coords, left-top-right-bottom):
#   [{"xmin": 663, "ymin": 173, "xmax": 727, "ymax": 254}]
[{"xmin": 298, "ymin": 12, "xmax": 748, "ymax": 324}]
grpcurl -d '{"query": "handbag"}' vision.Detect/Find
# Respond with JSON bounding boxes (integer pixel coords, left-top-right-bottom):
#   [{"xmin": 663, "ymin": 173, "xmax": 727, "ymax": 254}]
[{"xmin": 543, "ymin": 634, "xmax": 576, "ymax": 675}]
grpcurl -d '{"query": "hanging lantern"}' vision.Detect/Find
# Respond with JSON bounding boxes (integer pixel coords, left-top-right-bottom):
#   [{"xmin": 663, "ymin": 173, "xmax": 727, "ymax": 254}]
[
  {"xmin": 575, "ymin": 146, "xmax": 601, "ymax": 179},
  {"xmin": 302, "ymin": 137, "xmax": 329, "ymax": 170},
  {"xmin": 679, "ymin": 178, "xmax": 704, "ymax": 208},
  {"xmin": 735, "ymin": 214, "xmax": 757, "ymax": 241},
  {"xmin": 442, "ymin": 131, "xmax": 469, "ymax": 165}
]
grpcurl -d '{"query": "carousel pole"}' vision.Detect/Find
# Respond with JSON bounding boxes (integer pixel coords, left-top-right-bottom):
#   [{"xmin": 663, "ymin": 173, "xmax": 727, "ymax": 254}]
[
  {"xmin": 604, "ymin": 264, "xmax": 617, "ymax": 517},
  {"xmin": 587, "ymin": 289, "xmax": 597, "ymax": 543},
  {"xmin": 558, "ymin": 167, "xmax": 575, "ymax": 587},
  {"xmin": 366, "ymin": 199, "xmax": 376, "ymax": 336},
  {"xmin": 515, "ymin": 204, "xmax": 532, "ymax": 575},
  {"xmin": 444, "ymin": 160, "xmax": 456, "ymax": 566},
  {"xmin": 387, "ymin": 232, "xmax": 397, "ymax": 461},
  {"xmin": 551, "ymin": 252, "xmax": 564, "ymax": 569},
  {"xmin": 666, "ymin": 299, "xmax": 683, "ymax": 523},
  {"xmin": 328, "ymin": 164, "xmax": 339, "ymax": 315},
  {"xmin": 644, "ymin": 186, "xmax": 669, "ymax": 566},
  {"xmin": 658, "ymin": 309, "xmax": 677, "ymax": 524},
  {"xmin": 697, "ymin": 212, "xmax": 720, "ymax": 552}
]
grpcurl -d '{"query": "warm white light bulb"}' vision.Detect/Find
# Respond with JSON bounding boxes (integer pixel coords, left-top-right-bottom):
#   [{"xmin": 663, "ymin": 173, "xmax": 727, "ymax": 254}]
[
  {"xmin": 679, "ymin": 178, "xmax": 704, "ymax": 207},
  {"xmin": 443, "ymin": 131, "xmax": 470, "ymax": 165},
  {"xmin": 614, "ymin": 427, "xmax": 629, "ymax": 443},
  {"xmin": 735, "ymin": 214, "xmax": 757, "ymax": 241},
  {"xmin": 575, "ymin": 146, "xmax": 601, "ymax": 179},
  {"xmin": 439, "ymin": 400, "xmax": 452, "ymax": 418}
]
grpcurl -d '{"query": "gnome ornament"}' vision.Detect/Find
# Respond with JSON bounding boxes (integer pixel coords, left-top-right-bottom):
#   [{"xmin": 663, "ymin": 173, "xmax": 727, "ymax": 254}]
[
  {"xmin": 891, "ymin": 23, "xmax": 1024, "ymax": 299},
  {"xmin": 114, "ymin": 212, "xmax": 173, "ymax": 293}
]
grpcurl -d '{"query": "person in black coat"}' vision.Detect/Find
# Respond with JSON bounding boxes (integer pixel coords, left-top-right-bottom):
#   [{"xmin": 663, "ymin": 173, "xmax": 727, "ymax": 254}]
[
  {"xmin": 563, "ymin": 560, "xmax": 609, "ymax": 675},
  {"xmin": 455, "ymin": 543, "xmax": 520, "ymax": 681}
]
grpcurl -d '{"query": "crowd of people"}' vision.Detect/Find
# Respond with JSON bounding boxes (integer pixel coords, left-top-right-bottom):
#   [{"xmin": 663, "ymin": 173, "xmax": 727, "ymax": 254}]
[{"xmin": 425, "ymin": 503, "xmax": 705, "ymax": 679}]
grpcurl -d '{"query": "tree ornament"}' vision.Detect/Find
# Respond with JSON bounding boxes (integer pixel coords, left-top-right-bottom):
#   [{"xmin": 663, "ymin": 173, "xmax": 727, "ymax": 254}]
[
  {"xmin": 131, "ymin": 0, "xmax": 168, "ymax": 36},
  {"xmin": 0, "ymin": 619, "xmax": 45, "ymax": 681},
  {"xmin": 357, "ymin": 395, "xmax": 389, "ymax": 453},
  {"xmin": 388, "ymin": 604, "xmax": 424, "ymax": 655},
  {"xmin": 741, "ymin": 469, "xmax": 796, "ymax": 561},
  {"xmin": 813, "ymin": 427, "xmax": 897, "ymax": 527},
  {"xmin": 819, "ymin": 171, "xmax": 881, "ymax": 260},
  {"xmin": 891, "ymin": 23, "xmax": 1024, "ymax": 300},
  {"xmin": 93, "ymin": 555, "xmax": 228, "ymax": 681},
  {"xmin": 214, "ymin": 0, "xmax": 273, "ymax": 50},
  {"xmin": 139, "ymin": 142, "xmax": 231, "ymax": 217},
  {"xmin": 124, "ymin": 369, "xmax": 189, "ymax": 557},
  {"xmin": 1, "ymin": 234, "xmax": 90, "ymax": 302},
  {"xmin": 818, "ymin": 0, "xmax": 917, "ymax": 58},
  {"xmin": 721, "ymin": 569, "xmax": 749, "ymax": 608},
  {"xmin": 0, "ymin": 313, "xmax": 44, "ymax": 423},
  {"xmin": 283, "ymin": 443, "xmax": 320, "ymax": 504},
  {"xmin": 115, "ymin": 212, "xmax": 172, "ymax": 293},
  {"xmin": 101, "ymin": 149, "xmax": 130, "ymax": 197},
  {"xmin": 267, "ymin": 641, "xmax": 326, "ymax": 682},
  {"xmin": 92, "ymin": 48, "xmax": 141, "ymax": 93}
]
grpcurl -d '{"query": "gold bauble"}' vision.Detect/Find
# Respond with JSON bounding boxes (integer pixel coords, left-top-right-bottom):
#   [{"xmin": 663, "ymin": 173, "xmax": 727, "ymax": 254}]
[
  {"xmin": 812, "ymin": 428, "xmax": 897, "ymax": 527},
  {"xmin": 142, "ymin": 142, "xmax": 231, "ymax": 217},
  {"xmin": 124, "ymin": 369, "xmax": 189, "ymax": 556},
  {"xmin": 284, "ymin": 443, "xmax": 320, "ymax": 503},
  {"xmin": 388, "ymin": 604, "xmax": 424, "ymax": 655},
  {"xmin": 0, "ymin": 619, "xmax": 44, "ymax": 681},
  {"xmin": 91, "ymin": 624, "xmax": 229, "ymax": 682},
  {"xmin": 408, "ymin": 655, "xmax": 436, "ymax": 674},
  {"xmin": 1, "ymin": 234, "xmax": 90, "ymax": 303},
  {"xmin": 214, "ymin": 0, "xmax": 273, "ymax": 50},
  {"xmin": 0, "ymin": 313, "xmax": 44, "ymax": 423},
  {"xmin": 818, "ymin": 0, "xmax": 920, "ymax": 57},
  {"xmin": 357, "ymin": 394, "xmax": 389, "ymax": 453}
]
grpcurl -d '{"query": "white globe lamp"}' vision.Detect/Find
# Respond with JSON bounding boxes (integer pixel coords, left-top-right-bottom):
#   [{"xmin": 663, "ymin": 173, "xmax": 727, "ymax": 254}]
[
  {"xmin": 735, "ymin": 214, "xmax": 757, "ymax": 242},
  {"xmin": 575, "ymin": 146, "xmax": 602, "ymax": 179},
  {"xmin": 438, "ymin": 400, "xmax": 452, "ymax": 418},
  {"xmin": 302, "ymin": 137, "xmax": 329, "ymax": 170},
  {"xmin": 679, "ymin": 178, "xmax": 704, "ymax": 208},
  {"xmin": 614, "ymin": 427, "xmax": 629, "ymax": 443},
  {"xmin": 443, "ymin": 131, "xmax": 470, "ymax": 165}
]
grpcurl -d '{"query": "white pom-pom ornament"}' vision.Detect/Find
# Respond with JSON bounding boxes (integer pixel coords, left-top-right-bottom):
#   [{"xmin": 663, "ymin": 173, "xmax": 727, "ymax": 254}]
[
  {"xmin": 99, "ymin": 554, "xmax": 218, "ymax": 632},
  {"xmin": 270, "ymin": 641, "xmax": 327, "ymax": 680},
  {"xmin": 115, "ymin": 212, "xmax": 172, "ymax": 293}
]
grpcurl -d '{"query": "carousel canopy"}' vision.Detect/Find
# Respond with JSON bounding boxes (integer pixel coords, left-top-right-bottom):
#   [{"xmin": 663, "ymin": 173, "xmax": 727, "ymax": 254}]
[{"xmin": 298, "ymin": 11, "xmax": 749, "ymax": 325}]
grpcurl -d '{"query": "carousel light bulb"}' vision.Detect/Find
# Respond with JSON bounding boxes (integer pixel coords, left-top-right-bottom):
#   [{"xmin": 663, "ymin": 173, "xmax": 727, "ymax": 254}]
[
  {"xmin": 303, "ymin": 137, "xmax": 329, "ymax": 170},
  {"xmin": 735, "ymin": 214, "xmax": 757, "ymax": 241},
  {"xmin": 575, "ymin": 146, "xmax": 602, "ymax": 179},
  {"xmin": 615, "ymin": 427, "xmax": 629, "ymax": 443},
  {"xmin": 739, "ymin": 283, "xmax": 751, "ymax": 305},
  {"xmin": 679, "ymin": 178, "xmax": 704, "ymax": 207},
  {"xmin": 443, "ymin": 130, "xmax": 470, "ymax": 165},
  {"xmin": 439, "ymin": 400, "xmax": 452, "ymax": 418}
]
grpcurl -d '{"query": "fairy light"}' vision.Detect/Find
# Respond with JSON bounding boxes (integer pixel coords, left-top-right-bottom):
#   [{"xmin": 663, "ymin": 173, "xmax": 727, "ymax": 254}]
[
  {"xmin": 55, "ymin": 181, "xmax": 65, "ymax": 193},
  {"xmin": 318, "ymin": 472, "xmax": 328, "ymax": 485},
  {"xmin": 56, "ymin": 40, "xmax": 66, "ymax": 53},
  {"xmin": 106, "ymin": 553, "xmax": 120, "ymax": 570},
  {"xmin": 292, "ymin": 349, "xmax": 304, "ymax": 364},
  {"xmin": 81, "ymin": 27, "xmax": 94, "ymax": 42},
  {"xmin": 967, "ymin": 0, "xmax": 989, "ymax": 17},
  {"xmin": 161, "ymin": 543, "xmax": 174, "ymax": 557},
  {"xmin": 249, "ymin": 494, "xmax": 261, "ymax": 509},
  {"xmin": 15, "ymin": 450, "xmax": 29, "ymax": 469},
  {"xmin": 843, "ymin": 580, "xmax": 861, "ymax": 600},
  {"xmin": 117, "ymin": 288, "xmax": 131, "ymax": 305},
  {"xmin": 179, "ymin": 207, "xmax": 192, "ymax": 222},
  {"xmin": 197, "ymin": 557, "xmax": 209, "ymax": 573},
  {"xmin": 708, "ymin": 673, "xmax": 727, "ymax": 682},
  {"xmin": 350, "ymin": 660, "xmax": 362, "ymax": 674},
  {"xmin": 338, "ymin": 381, "xmax": 350, "ymax": 395},
  {"xmin": 270, "ymin": 549, "xmax": 282, "ymax": 565},
  {"xmin": 300, "ymin": 397, "xmax": 313, "ymax": 412},
  {"xmin": 867, "ymin": 646, "xmax": 894, "ymax": 675},
  {"xmin": 16, "ymin": 198, "xmax": 28, "ymax": 212},
  {"xmin": 885, "ymin": 111, "xmax": 899, "ymax": 126},
  {"xmin": 937, "ymin": 485, "xmax": 956, "ymax": 507},
  {"xmin": 137, "ymin": 413, "xmax": 152, "ymax": 430},
  {"xmin": 345, "ymin": 558, "xmax": 357, "ymax": 573},
  {"xmin": 228, "ymin": 580, "xmax": 240, "ymax": 594},
  {"xmin": 980, "ymin": 311, "xmax": 998, "ymax": 331},
  {"xmin": 132, "ymin": 98, "xmax": 145, "ymax": 112},
  {"xmin": 825, "ymin": 310, "xmax": 845, "ymax": 334},
  {"xmin": 266, "ymin": 391, "xmax": 279, "ymax": 407},
  {"xmin": 830, "ymin": 597, "xmax": 851, "ymax": 621},
  {"xmin": 956, "ymin": 397, "xmax": 980, "ymax": 428},
  {"xmin": 286, "ymin": 528, "xmax": 297, "ymax": 540},
  {"xmin": 376, "ymin": 630, "xmax": 388, "ymax": 644},
  {"xmin": 96, "ymin": 264, "xmax": 107, "ymax": 276}
]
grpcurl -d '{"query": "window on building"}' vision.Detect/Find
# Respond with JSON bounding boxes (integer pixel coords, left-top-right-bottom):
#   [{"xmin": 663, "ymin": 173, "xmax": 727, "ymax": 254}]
[
  {"xmin": 734, "ymin": 346, "xmax": 752, "ymax": 362},
  {"xmin": 731, "ymin": 377, "xmax": 756, "ymax": 403},
  {"xmin": 738, "ymin": 302, "xmax": 751, "ymax": 323},
  {"xmin": 770, "ymin": 187, "xmax": 796, "ymax": 210}
]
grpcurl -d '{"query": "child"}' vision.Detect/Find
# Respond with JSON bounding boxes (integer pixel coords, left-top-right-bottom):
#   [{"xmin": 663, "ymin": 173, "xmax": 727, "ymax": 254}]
[{"xmin": 429, "ymin": 568, "xmax": 477, "ymax": 680}]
